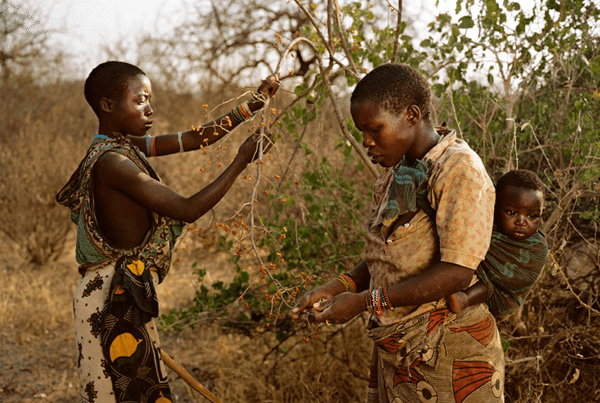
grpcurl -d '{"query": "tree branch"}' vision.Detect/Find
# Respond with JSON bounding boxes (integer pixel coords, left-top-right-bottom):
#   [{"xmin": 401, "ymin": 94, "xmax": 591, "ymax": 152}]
[{"xmin": 390, "ymin": 0, "xmax": 403, "ymax": 64}]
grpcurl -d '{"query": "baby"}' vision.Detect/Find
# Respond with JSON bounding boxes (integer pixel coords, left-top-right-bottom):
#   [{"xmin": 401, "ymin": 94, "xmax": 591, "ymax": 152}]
[{"xmin": 448, "ymin": 169, "xmax": 549, "ymax": 316}]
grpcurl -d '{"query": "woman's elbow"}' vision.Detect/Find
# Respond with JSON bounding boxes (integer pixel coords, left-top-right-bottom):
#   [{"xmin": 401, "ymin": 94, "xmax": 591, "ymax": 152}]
[
  {"xmin": 439, "ymin": 262, "xmax": 475, "ymax": 290},
  {"xmin": 454, "ymin": 264, "xmax": 476, "ymax": 290}
]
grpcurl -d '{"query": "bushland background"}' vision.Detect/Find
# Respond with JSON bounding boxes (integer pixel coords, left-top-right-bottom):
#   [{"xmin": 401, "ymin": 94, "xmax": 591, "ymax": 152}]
[{"xmin": 1, "ymin": 0, "xmax": 599, "ymax": 402}]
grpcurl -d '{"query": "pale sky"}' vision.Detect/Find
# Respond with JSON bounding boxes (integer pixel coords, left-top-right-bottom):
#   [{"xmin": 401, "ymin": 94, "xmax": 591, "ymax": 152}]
[
  {"xmin": 39, "ymin": 0, "xmax": 193, "ymax": 76},
  {"xmin": 36, "ymin": 0, "xmax": 457, "ymax": 79}
]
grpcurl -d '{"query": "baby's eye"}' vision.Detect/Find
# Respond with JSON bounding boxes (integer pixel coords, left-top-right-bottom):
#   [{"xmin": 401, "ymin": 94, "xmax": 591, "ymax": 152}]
[
  {"xmin": 528, "ymin": 214, "xmax": 539, "ymax": 220},
  {"xmin": 506, "ymin": 210, "xmax": 516, "ymax": 215}
]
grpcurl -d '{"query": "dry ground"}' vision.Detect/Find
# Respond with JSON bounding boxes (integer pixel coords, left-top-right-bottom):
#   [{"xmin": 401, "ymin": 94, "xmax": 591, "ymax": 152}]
[
  {"xmin": 0, "ymin": 225, "xmax": 369, "ymax": 403},
  {"xmin": 0, "ymin": 233, "xmax": 237, "ymax": 403}
]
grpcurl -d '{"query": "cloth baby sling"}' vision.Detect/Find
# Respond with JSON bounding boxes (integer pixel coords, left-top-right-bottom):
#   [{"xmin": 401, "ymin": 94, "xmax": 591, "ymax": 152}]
[{"xmin": 383, "ymin": 157, "xmax": 548, "ymax": 317}]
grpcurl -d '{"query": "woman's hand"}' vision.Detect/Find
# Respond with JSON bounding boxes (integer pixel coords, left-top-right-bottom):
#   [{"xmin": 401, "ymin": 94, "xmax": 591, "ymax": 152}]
[
  {"xmin": 290, "ymin": 280, "xmax": 346, "ymax": 322},
  {"xmin": 249, "ymin": 75, "xmax": 280, "ymax": 112},
  {"xmin": 310, "ymin": 292, "xmax": 366, "ymax": 325},
  {"xmin": 256, "ymin": 74, "xmax": 280, "ymax": 99},
  {"xmin": 236, "ymin": 127, "xmax": 274, "ymax": 165}
]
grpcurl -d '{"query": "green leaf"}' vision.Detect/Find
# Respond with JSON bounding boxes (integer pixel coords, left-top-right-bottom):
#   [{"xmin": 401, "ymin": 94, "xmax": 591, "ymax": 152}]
[
  {"xmin": 501, "ymin": 337, "xmax": 511, "ymax": 352},
  {"xmin": 507, "ymin": 2, "xmax": 521, "ymax": 11},
  {"xmin": 590, "ymin": 55, "xmax": 600, "ymax": 80},
  {"xmin": 458, "ymin": 16, "xmax": 475, "ymax": 29}
]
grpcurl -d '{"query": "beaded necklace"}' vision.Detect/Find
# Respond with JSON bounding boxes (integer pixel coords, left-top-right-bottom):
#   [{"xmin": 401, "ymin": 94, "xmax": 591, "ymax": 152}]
[{"xmin": 94, "ymin": 133, "xmax": 112, "ymax": 141}]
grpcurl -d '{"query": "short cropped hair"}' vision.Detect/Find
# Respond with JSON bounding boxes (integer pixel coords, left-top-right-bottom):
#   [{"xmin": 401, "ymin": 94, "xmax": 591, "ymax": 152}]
[
  {"xmin": 496, "ymin": 169, "xmax": 546, "ymax": 196},
  {"xmin": 84, "ymin": 61, "xmax": 146, "ymax": 116},
  {"xmin": 350, "ymin": 63, "xmax": 431, "ymax": 121}
]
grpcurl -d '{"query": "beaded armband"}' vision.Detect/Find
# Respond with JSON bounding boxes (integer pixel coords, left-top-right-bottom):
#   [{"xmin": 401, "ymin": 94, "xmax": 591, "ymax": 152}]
[
  {"xmin": 230, "ymin": 100, "xmax": 254, "ymax": 123},
  {"xmin": 177, "ymin": 131, "xmax": 184, "ymax": 153},
  {"xmin": 335, "ymin": 273, "xmax": 357, "ymax": 293},
  {"xmin": 364, "ymin": 287, "xmax": 395, "ymax": 316},
  {"xmin": 146, "ymin": 136, "xmax": 157, "ymax": 157}
]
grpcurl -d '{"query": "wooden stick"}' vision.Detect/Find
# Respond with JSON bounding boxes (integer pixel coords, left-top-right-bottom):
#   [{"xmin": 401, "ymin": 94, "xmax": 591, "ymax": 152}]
[{"xmin": 160, "ymin": 350, "xmax": 224, "ymax": 403}]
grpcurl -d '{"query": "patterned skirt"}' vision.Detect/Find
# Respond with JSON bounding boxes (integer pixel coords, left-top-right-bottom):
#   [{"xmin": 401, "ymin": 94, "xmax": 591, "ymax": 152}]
[
  {"xmin": 73, "ymin": 264, "xmax": 171, "ymax": 403},
  {"xmin": 366, "ymin": 304, "xmax": 505, "ymax": 402}
]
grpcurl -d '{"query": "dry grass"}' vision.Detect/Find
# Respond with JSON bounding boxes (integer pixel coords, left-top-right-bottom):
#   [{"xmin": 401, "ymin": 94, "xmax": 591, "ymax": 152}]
[
  {"xmin": 0, "ymin": 231, "xmax": 371, "ymax": 403},
  {"xmin": 501, "ymin": 240, "xmax": 600, "ymax": 402},
  {"xmin": 0, "ymin": 240, "xmax": 80, "ymax": 402},
  {"xmin": 4, "ymin": 240, "xmax": 599, "ymax": 402}
]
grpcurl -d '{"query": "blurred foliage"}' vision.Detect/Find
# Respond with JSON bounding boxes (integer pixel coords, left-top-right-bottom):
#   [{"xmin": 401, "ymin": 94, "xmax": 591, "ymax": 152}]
[{"xmin": 0, "ymin": 0, "xmax": 66, "ymax": 84}]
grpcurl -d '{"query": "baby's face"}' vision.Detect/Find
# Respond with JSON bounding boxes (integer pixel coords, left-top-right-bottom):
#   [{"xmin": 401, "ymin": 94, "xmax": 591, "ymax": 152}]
[{"xmin": 495, "ymin": 186, "xmax": 544, "ymax": 241}]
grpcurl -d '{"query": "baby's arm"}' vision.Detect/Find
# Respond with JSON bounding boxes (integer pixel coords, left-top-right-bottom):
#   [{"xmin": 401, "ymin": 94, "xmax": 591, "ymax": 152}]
[{"xmin": 447, "ymin": 281, "xmax": 490, "ymax": 313}]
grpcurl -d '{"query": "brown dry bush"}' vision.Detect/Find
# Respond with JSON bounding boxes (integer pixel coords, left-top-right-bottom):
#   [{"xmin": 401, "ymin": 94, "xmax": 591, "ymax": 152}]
[
  {"xmin": 501, "ymin": 221, "xmax": 600, "ymax": 402},
  {"xmin": 0, "ymin": 79, "xmax": 95, "ymax": 265},
  {"xmin": 147, "ymin": 81, "xmax": 376, "ymax": 401}
]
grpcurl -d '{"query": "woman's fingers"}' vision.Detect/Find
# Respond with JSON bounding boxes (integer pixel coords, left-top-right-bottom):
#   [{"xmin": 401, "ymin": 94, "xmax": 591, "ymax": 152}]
[{"xmin": 257, "ymin": 74, "xmax": 281, "ymax": 98}]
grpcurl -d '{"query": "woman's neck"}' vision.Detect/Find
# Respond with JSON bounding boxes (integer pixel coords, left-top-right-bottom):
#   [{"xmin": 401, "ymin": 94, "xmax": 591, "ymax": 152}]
[{"xmin": 406, "ymin": 123, "xmax": 440, "ymax": 165}]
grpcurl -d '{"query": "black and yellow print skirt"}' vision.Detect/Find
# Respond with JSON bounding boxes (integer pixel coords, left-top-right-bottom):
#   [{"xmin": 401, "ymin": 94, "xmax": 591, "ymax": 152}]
[{"xmin": 73, "ymin": 264, "xmax": 172, "ymax": 403}]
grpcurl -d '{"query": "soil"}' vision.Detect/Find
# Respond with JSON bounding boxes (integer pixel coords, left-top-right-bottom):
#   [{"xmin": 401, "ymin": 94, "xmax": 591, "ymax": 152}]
[{"xmin": 0, "ymin": 238, "xmax": 230, "ymax": 403}]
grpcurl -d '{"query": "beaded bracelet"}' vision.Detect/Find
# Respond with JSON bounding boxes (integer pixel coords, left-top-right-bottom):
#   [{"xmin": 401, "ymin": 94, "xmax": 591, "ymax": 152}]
[
  {"xmin": 374, "ymin": 289, "xmax": 383, "ymax": 316},
  {"xmin": 230, "ymin": 100, "xmax": 255, "ymax": 123},
  {"xmin": 335, "ymin": 274, "xmax": 357, "ymax": 293},
  {"xmin": 364, "ymin": 287, "xmax": 394, "ymax": 316},
  {"xmin": 382, "ymin": 287, "xmax": 393, "ymax": 310},
  {"xmin": 364, "ymin": 290, "xmax": 372, "ymax": 315}
]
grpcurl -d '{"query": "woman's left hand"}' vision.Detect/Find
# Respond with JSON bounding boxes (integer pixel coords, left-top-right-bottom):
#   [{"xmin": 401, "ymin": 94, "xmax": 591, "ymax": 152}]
[
  {"xmin": 256, "ymin": 74, "xmax": 280, "ymax": 99},
  {"xmin": 309, "ymin": 292, "xmax": 366, "ymax": 325}
]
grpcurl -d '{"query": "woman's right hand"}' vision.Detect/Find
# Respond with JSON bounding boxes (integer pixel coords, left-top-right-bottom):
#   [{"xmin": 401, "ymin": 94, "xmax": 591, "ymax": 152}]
[
  {"xmin": 236, "ymin": 127, "xmax": 273, "ymax": 165},
  {"xmin": 290, "ymin": 280, "xmax": 345, "ymax": 322}
]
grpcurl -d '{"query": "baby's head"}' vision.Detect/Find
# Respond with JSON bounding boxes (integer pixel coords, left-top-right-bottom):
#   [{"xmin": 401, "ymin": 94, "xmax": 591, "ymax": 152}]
[{"xmin": 494, "ymin": 170, "xmax": 545, "ymax": 241}]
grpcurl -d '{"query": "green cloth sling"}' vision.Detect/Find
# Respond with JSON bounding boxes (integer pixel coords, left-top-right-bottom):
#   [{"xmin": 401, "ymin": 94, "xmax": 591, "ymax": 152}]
[
  {"xmin": 478, "ymin": 227, "xmax": 548, "ymax": 316},
  {"xmin": 383, "ymin": 158, "xmax": 548, "ymax": 317}
]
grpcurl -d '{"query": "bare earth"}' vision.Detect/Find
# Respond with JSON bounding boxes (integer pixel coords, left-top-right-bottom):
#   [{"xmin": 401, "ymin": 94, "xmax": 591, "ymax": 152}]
[{"xmin": 0, "ymin": 237, "xmax": 240, "ymax": 403}]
